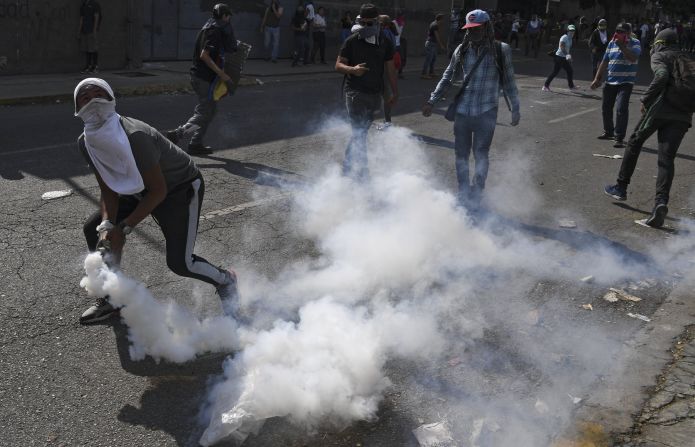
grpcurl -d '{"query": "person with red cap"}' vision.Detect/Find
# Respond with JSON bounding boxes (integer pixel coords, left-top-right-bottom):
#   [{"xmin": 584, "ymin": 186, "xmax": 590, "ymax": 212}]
[{"xmin": 422, "ymin": 9, "xmax": 520, "ymax": 209}]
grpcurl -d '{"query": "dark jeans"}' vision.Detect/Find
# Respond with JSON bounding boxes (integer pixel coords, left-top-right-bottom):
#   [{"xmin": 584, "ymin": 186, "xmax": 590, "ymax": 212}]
[
  {"xmin": 422, "ymin": 41, "xmax": 437, "ymax": 75},
  {"xmin": 602, "ymin": 83, "xmax": 633, "ymax": 140},
  {"xmin": 591, "ymin": 51, "xmax": 603, "ymax": 79},
  {"xmin": 617, "ymin": 115, "xmax": 690, "ymax": 205},
  {"xmin": 187, "ymin": 76, "xmax": 216, "ymax": 145},
  {"xmin": 544, "ymin": 55, "xmax": 574, "ymax": 88},
  {"xmin": 525, "ymin": 33, "xmax": 540, "ymax": 57},
  {"xmin": 343, "ymin": 88, "xmax": 382, "ymax": 180},
  {"xmin": 453, "ymin": 108, "xmax": 498, "ymax": 201},
  {"xmin": 293, "ymin": 33, "xmax": 310, "ymax": 64},
  {"xmin": 509, "ymin": 31, "xmax": 519, "ymax": 48},
  {"xmin": 311, "ymin": 31, "xmax": 326, "ymax": 63},
  {"xmin": 84, "ymin": 177, "xmax": 228, "ymax": 286}
]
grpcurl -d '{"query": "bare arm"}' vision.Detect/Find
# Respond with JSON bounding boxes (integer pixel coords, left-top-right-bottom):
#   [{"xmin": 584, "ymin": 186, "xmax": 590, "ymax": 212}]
[
  {"xmin": 78, "ymin": 17, "xmax": 83, "ymax": 34},
  {"xmin": 335, "ymin": 55, "xmax": 368, "ymax": 76},
  {"xmin": 617, "ymin": 40, "xmax": 638, "ymax": 62},
  {"xmin": 121, "ymin": 164, "xmax": 167, "ymax": 228},
  {"xmin": 200, "ymin": 49, "xmax": 230, "ymax": 81},
  {"xmin": 274, "ymin": 5, "xmax": 283, "ymax": 18},
  {"xmin": 385, "ymin": 59, "xmax": 398, "ymax": 104},
  {"xmin": 435, "ymin": 30, "xmax": 445, "ymax": 49},
  {"xmin": 260, "ymin": 8, "xmax": 268, "ymax": 30},
  {"xmin": 93, "ymin": 13, "xmax": 99, "ymax": 33},
  {"xmin": 95, "ymin": 171, "xmax": 119, "ymax": 223},
  {"xmin": 591, "ymin": 59, "xmax": 608, "ymax": 88}
]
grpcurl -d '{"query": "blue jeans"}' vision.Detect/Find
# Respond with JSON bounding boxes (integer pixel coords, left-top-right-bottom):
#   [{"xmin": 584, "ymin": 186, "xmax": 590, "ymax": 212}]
[
  {"xmin": 453, "ymin": 108, "xmax": 498, "ymax": 202},
  {"xmin": 422, "ymin": 41, "xmax": 437, "ymax": 75},
  {"xmin": 264, "ymin": 26, "xmax": 280, "ymax": 61},
  {"xmin": 602, "ymin": 83, "xmax": 633, "ymax": 140},
  {"xmin": 343, "ymin": 88, "xmax": 381, "ymax": 180}
]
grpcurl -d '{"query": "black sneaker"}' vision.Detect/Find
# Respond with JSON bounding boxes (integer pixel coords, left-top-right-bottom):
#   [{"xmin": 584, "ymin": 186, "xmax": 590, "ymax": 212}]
[
  {"xmin": 165, "ymin": 129, "xmax": 180, "ymax": 145},
  {"xmin": 187, "ymin": 143, "xmax": 213, "ymax": 155},
  {"xmin": 597, "ymin": 132, "xmax": 614, "ymax": 140},
  {"xmin": 604, "ymin": 184, "xmax": 627, "ymax": 201},
  {"xmin": 645, "ymin": 203, "xmax": 668, "ymax": 228},
  {"xmin": 80, "ymin": 297, "xmax": 118, "ymax": 324},
  {"xmin": 613, "ymin": 139, "xmax": 626, "ymax": 148},
  {"xmin": 216, "ymin": 269, "xmax": 239, "ymax": 318}
]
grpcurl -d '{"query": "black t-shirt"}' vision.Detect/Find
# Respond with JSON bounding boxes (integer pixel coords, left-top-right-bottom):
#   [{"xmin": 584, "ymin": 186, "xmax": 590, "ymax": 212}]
[
  {"xmin": 190, "ymin": 20, "xmax": 237, "ymax": 82},
  {"xmin": 339, "ymin": 32, "xmax": 395, "ymax": 94},
  {"xmin": 80, "ymin": 0, "xmax": 101, "ymax": 34},
  {"xmin": 292, "ymin": 13, "xmax": 309, "ymax": 35},
  {"xmin": 427, "ymin": 21, "xmax": 439, "ymax": 43}
]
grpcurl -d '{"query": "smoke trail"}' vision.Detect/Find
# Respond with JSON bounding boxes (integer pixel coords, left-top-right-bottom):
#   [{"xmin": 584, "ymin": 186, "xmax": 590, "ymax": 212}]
[{"xmin": 80, "ymin": 253, "xmax": 239, "ymax": 363}]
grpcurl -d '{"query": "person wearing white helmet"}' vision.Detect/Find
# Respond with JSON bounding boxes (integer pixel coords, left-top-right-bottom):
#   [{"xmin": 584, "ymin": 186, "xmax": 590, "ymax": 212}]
[
  {"xmin": 73, "ymin": 78, "xmax": 239, "ymax": 324},
  {"xmin": 543, "ymin": 24, "xmax": 579, "ymax": 91}
]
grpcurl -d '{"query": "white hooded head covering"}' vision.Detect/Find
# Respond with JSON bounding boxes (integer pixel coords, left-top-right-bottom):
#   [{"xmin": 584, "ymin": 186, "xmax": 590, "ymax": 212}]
[{"xmin": 74, "ymin": 78, "xmax": 144, "ymax": 195}]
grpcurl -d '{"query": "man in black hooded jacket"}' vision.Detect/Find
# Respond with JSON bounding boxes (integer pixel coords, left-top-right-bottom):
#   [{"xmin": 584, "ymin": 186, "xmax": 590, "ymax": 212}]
[
  {"xmin": 604, "ymin": 29, "xmax": 693, "ymax": 228},
  {"xmin": 168, "ymin": 3, "xmax": 237, "ymax": 155}
]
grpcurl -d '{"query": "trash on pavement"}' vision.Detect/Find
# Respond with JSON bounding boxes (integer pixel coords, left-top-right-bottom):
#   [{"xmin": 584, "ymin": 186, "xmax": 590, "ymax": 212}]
[
  {"xmin": 627, "ymin": 312, "xmax": 651, "ymax": 322},
  {"xmin": 255, "ymin": 78, "xmax": 264, "ymax": 86},
  {"xmin": 534, "ymin": 399, "xmax": 549, "ymax": 414},
  {"xmin": 412, "ymin": 421, "xmax": 455, "ymax": 447},
  {"xmin": 448, "ymin": 357, "xmax": 462, "ymax": 366},
  {"xmin": 41, "ymin": 189, "xmax": 73, "ymax": 200},
  {"xmin": 568, "ymin": 394, "xmax": 582, "ymax": 404},
  {"xmin": 559, "ymin": 219, "xmax": 577, "ymax": 229},
  {"xmin": 580, "ymin": 275, "xmax": 594, "ymax": 283},
  {"xmin": 603, "ymin": 291, "xmax": 619, "ymax": 302},
  {"xmin": 609, "ymin": 288, "xmax": 642, "ymax": 302},
  {"xmin": 592, "ymin": 153, "xmax": 623, "ymax": 159},
  {"xmin": 581, "ymin": 304, "xmax": 593, "ymax": 311}
]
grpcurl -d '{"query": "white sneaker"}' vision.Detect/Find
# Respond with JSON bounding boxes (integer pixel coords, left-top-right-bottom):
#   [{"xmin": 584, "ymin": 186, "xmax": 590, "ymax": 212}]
[
  {"xmin": 80, "ymin": 297, "xmax": 118, "ymax": 324},
  {"xmin": 376, "ymin": 122, "xmax": 393, "ymax": 131}
]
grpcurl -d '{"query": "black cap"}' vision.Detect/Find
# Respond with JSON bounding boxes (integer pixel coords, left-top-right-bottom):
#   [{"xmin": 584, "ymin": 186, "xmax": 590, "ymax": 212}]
[
  {"xmin": 616, "ymin": 22, "xmax": 631, "ymax": 32},
  {"xmin": 358, "ymin": 3, "xmax": 379, "ymax": 20},
  {"xmin": 213, "ymin": 3, "xmax": 232, "ymax": 19}
]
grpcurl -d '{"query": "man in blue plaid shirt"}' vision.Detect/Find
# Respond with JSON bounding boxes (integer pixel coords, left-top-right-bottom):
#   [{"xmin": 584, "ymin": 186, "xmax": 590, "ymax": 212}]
[{"xmin": 423, "ymin": 9, "xmax": 520, "ymax": 209}]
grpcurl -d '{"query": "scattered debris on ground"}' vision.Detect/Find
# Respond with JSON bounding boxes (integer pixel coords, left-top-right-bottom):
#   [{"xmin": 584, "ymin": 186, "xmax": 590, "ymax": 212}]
[
  {"xmin": 559, "ymin": 219, "xmax": 577, "ymax": 229},
  {"xmin": 580, "ymin": 275, "xmax": 594, "ymax": 283},
  {"xmin": 592, "ymin": 153, "xmax": 623, "ymax": 159},
  {"xmin": 412, "ymin": 421, "xmax": 455, "ymax": 447},
  {"xmin": 582, "ymin": 304, "xmax": 593, "ymax": 311},
  {"xmin": 41, "ymin": 189, "xmax": 73, "ymax": 200},
  {"xmin": 627, "ymin": 312, "xmax": 651, "ymax": 322}
]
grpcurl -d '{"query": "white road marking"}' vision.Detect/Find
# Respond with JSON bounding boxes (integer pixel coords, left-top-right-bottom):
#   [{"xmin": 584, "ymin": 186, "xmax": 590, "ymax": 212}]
[
  {"xmin": 200, "ymin": 192, "xmax": 292, "ymax": 220},
  {"xmin": 548, "ymin": 107, "xmax": 599, "ymax": 124}
]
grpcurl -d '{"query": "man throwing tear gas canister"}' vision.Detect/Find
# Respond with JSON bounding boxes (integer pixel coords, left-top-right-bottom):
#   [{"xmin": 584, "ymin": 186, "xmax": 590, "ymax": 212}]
[{"xmin": 74, "ymin": 78, "xmax": 239, "ymax": 324}]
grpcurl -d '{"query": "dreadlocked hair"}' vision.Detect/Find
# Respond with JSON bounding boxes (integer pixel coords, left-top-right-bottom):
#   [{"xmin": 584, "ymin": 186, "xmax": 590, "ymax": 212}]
[{"xmin": 457, "ymin": 20, "xmax": 496, "ymax": 58}]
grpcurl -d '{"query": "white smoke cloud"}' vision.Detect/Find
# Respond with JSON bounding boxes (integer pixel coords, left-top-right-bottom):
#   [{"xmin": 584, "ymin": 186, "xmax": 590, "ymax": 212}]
[
  {"xmin": 80, "ymin": 121, "xmax": 669, "ymax": 446},
  {"xmin": 80, "ymin": 253, "xmax": 239, "ymax": 363}
]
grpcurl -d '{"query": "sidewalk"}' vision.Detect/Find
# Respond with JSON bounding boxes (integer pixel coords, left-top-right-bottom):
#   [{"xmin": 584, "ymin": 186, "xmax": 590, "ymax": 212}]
[{"xmin": 0, "ymin": 56, "xmax": 433, "ymax": 106}]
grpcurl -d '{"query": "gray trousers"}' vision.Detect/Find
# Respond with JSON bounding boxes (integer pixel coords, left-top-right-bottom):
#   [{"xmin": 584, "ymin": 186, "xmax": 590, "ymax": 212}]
[{"xmin": 187, "ymin": 76, "xmax": 217, "ymax": 145}]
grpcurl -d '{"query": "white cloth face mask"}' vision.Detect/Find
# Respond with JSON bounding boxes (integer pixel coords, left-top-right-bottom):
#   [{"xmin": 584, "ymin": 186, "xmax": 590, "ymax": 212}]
[{"xmin": 76, "ymin": 98, "xmax": 116, "ymax": 127}]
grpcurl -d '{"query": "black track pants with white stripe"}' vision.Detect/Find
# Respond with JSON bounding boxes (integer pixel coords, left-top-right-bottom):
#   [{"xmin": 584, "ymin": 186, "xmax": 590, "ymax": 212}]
[{"xmin": 83, "ymin": 176, "xmax": 228, "ymax": 286}]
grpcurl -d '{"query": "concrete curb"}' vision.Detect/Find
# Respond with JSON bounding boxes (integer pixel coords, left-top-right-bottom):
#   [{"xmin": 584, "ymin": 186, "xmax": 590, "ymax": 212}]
[
  {"xmin": 558, "ymin": 269, "xmax": 695, "ymax": 445},
  {"xmin": 0, "ymin": 76, "xmax": 259, "ymax": 106}
]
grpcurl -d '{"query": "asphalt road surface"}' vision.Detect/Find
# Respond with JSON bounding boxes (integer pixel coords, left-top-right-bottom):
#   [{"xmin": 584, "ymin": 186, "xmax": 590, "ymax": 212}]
[{"xmin": 2, "ymin": 51, "xmax": 695, "ymax": 447}]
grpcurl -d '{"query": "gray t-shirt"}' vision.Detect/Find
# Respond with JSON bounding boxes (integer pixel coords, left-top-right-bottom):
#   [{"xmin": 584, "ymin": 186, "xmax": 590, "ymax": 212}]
[{"xmin": 78, "ymin": 116, "xmax": 200, "ymax": 193}]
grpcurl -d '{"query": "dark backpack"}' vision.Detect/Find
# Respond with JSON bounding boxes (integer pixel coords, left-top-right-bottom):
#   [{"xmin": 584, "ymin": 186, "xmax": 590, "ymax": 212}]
[{"xmin": 666, "ymin": 52, "xmax": 695, "ymax": 113}]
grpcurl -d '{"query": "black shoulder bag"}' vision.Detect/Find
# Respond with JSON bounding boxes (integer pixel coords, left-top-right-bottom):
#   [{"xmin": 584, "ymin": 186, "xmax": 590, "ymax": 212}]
[{"xmin": 445, "ymin": 47, "xmax": 488, "ymax": 122}]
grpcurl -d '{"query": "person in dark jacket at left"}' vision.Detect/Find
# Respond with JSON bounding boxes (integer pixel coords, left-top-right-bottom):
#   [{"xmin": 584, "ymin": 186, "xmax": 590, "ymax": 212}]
[
  {"xmin": 589, "ymin": 19, "xmax": 609, "ymax": 78},
  {"xmin": 167, "ymin": 3, "xmax": 237, "ymax": 155}
]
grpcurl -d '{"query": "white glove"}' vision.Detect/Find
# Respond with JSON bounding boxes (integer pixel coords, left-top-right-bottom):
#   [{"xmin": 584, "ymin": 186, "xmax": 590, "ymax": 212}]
[{"xmin": 565, "ymin": 54, "xmax": 572, "ymax": 61}]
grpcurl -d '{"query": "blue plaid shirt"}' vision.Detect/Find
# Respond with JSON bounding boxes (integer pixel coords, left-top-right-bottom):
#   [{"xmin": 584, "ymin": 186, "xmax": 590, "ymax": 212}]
[{"xmin": 429, "ymin": 42, "xmax": 520, "ymax": 117}]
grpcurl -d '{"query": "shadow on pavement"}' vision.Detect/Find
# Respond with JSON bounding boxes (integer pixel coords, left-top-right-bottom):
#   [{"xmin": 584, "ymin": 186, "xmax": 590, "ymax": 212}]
[{"xmin": 195, "ymin": 155, "xmax": 306, "ymax": 188}]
